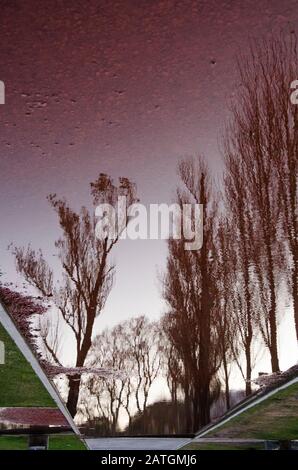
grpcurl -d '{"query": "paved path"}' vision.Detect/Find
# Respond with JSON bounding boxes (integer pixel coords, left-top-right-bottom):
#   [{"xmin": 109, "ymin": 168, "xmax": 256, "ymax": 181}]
[{"xmin": 86, "ymin": 437, "xmax": 191, "ymax": 450}]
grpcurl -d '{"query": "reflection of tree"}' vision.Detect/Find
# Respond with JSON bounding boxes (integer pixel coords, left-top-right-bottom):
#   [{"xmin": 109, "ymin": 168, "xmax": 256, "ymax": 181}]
[
  {"xmin": 125, "ymin": 316, "xmax": 161, "ymax": 419},
  {"xmin": 12, "ymin": 174, "xmax": 137, "ymax": 417},
  {"xmin": 79, "ymin": 316, "xmax": 161, "ymax": 434},
  {"xmin": 5, "ymin": 32, "xmax": 296, "ymax": 434},
  {"xmin": 161, "ymin": 158, "xmax": 222, "ymax": 431},
  {"xmin": 224, "ymin": 154, "xmax": 258, "ymax": 393},
  {"xmin": 82, "ymin": 324, "xmax": 133, "ymax": 434},
  {"xmin": 259, "ymin": 36, "xmax": 298, "ymax": 344},
  {"xmin": 125, "ymin": 401, "xmax": 187, "ymax": 435},
  {"xmin": 214, "ymin": 219, "xmax": 238, "ymax": 408},
  {"xmin": 223, "ymin": 34, "xmax": 298, "ymax": 369}
]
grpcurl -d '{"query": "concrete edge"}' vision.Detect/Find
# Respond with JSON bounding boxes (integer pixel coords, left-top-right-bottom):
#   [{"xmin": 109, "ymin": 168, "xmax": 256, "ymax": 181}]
[
  {"xmin": 177, "ymin": 375, "xmax": 298, "ymax": 449},
  {"xmin": 0, "ymin": 301, "xmax": 88, "ymax": 449}
]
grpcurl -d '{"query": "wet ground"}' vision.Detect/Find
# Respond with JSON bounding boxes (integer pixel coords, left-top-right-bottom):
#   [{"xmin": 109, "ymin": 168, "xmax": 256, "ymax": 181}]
[{"xmin": 85, "ymin": 437, "xmax": 191, "ymax": 450}]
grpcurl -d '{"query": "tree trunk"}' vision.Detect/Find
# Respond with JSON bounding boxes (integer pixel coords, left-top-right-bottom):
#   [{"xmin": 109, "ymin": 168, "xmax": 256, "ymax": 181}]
[
  {"xmin": 292, "ymin": 260, "xmax": 298, "ymax": 342},
  {"xmin": 66, "ymin": 376, "xmax": 81, "ymax": 418},
  {"xmin": 66, "ymin": 310, "xmax": 95, "ymax": 417},
  {"xmin": 223, "ymin": 353, "xmax": 230, "ymax": 410},
  {"xmin": 195, "ymin": 173, "xmax": 212, "ymax": 431},
  {"xmin": 197, "ymin": 381, "xmax": 210, "ymax": 429},
  {"xmin": 245, "ymin": 343, "xmax": 252, "ymax": 396},
  {"xmin": 184, "ymin": 380, "xmax": 192, "ymax": 433},
  {"xmin": 192, "ymin": 386, "xmax": 200, "ymax": 432},
  {"xmin": 266, "ymin": 241, "xmax": 280, "ymax": 372}
]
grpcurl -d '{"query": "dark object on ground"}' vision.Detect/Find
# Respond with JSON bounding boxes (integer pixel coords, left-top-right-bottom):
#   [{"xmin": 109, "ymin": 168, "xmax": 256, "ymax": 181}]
[{"xmin": 28, "ymin": 434, "xmax": 49, "ymax": 450}]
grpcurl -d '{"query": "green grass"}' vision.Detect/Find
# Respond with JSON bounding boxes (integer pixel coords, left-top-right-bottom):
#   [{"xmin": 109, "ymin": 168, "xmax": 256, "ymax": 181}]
[
  {"xmin": 201, "ymin": 383, "xmax": 298, "ymax": 441},
  {"xmin": 0, "ymin": 436, "xmax": 27, "ymax": 450},
  {"xmin": 0, "ymin": 322, "xmax": 86, "ymax": 450},
  {"xmin": 0, "ymin": 435, "xmax": 86, "ymax": 450},
  {"xmin": 0, "ymin": 323, "xmax": 55, "ymax": 407},
  {"xmin": 183, "ymin": 442, "xmax": 264, "ymax": 450},
  {"xmin": 49, "ymin": 435, "xmax": 86, "ymax": 450}
]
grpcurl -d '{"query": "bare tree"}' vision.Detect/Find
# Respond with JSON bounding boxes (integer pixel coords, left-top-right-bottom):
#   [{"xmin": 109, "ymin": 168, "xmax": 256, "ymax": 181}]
[
  {"xmin": 79, "ymin": 317, "xmax": 161, "ymax": 434},
  {"xmin": 244, "ymin": 35, "xmax": 298, "ymax": 341},
  {"xmin": 162, "ymin": 158, "xmax": 222, "ymax": 431},
  {"xmin": 221, "ymin": 34, "xmax": 298, "ymax": 370},
  {"xmin": 124, "ymin": 316, "xmax": 161, "ymax": 422},
  {"xmin": 159, "ymin": 325, "xmax": 183, "ymax": 410},
  {"xmin": 223, "ymin": 151, "xmax": 259, "ymax": 391},
  {"xmin": 12, "ymin": 173, "xmax": 137, "ymax": 417},
  {"xmin": 160, "ymin": 311, "xmax": 193, "ymax": 432},
  {"xmin": 214, "ymin": 218, "xmax": 237, "ymax": 408},
  {"xmin": 82, "ymin": 324, "xmax": 133, "ymax": 434}
]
